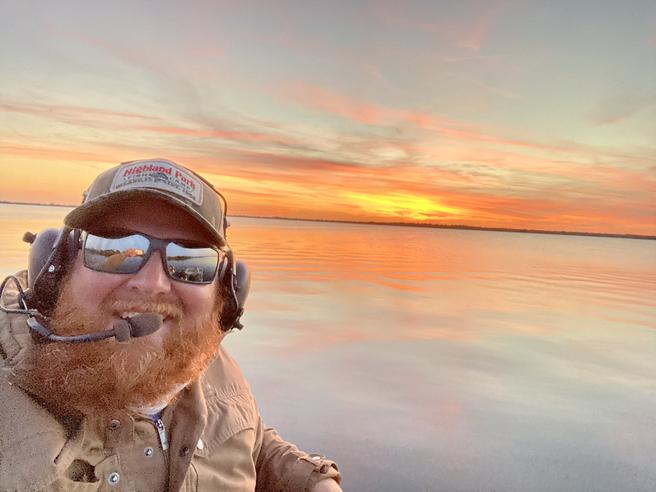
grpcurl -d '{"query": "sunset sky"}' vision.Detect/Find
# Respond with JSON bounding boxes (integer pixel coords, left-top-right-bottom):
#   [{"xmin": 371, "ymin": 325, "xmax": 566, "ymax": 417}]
[{"xmin": 1, "ymin": 1, "xmax": 654, "ymax": 235}]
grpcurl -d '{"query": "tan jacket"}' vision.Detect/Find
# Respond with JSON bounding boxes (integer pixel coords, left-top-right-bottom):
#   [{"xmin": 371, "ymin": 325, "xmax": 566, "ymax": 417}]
[{"xmin": 0, "ymin": 272, "xmax": 340, "ymax": 491}]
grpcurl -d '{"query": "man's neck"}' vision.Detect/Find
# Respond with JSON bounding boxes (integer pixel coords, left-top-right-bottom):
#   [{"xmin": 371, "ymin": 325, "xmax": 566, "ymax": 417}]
[{"xmin": 127, "ymin": 381, "xmax": 188, "ymax": 419}]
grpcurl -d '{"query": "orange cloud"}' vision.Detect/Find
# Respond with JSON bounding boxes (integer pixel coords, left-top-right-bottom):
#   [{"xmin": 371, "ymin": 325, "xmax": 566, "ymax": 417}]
[
  {"xmin": 282, "ymin": 83, "xmax": 656, "ymax": 204},
  {"xmin": 173, "ymin": 150, "xmax": 656, "ymax": 235},
  {"xmin": 284, "ymin": 82, "xmax": 596, "ymax": 158},
  {"xmin": 286, "ymin": 82, "xmax": 457, "ymax": 128},
  {"xmin": 2, "ymin": 108, "xmax": 654, "ymax": 236}
]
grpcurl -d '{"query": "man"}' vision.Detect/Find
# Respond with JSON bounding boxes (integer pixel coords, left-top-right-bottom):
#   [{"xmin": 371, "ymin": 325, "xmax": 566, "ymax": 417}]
[{"xmin": 0, "ymin": 159, "xmax": 342, "ymax": 491}]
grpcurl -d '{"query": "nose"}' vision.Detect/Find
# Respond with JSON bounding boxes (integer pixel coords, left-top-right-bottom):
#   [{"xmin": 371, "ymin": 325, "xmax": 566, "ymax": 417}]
[{"xmin": 125, "ymin": 252, "xmax": 171, "ymax": 296}]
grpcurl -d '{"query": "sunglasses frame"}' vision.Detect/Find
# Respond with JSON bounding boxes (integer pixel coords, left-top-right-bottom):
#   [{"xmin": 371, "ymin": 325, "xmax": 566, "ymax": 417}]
[{"xmin": 81, "ymin": 229, "xmax": 226, "ymax": 285}]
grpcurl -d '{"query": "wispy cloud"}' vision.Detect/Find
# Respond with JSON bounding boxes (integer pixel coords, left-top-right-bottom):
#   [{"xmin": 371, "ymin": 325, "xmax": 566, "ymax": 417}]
[
  {"xmin": 458, "ymin": 1, "xmax": 510, "ymax": 52},
  {"xmin": 283, "ymin": 82, "xmax": 647, "ymax": 165},
  {"xmin": 135, "ymin": 125, "xmax": 301, "ymax": 146},
  {"xmin": 0, "ymin": 143, "xmax": 110, "ymax": 165},
  {"xmin": 373, "ymin": 0, "xmax": 512, "ymax": 52},
  {"xmin": 0, "ymin": 101, "xmax": 159, "ymax": 124},
  {"xmin": 284, "ymin": 82, "xmax": 465, "ymax": 128},
  {"xmin": 588, "ymin": 90, "xmax": 656, "ymax": 125}
]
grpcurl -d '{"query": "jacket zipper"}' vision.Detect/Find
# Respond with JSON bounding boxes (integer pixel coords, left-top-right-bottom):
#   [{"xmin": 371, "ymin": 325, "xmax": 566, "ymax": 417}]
[{"xmin": 155, "ymin": 418, "xmax": 169, "ymax": 451}]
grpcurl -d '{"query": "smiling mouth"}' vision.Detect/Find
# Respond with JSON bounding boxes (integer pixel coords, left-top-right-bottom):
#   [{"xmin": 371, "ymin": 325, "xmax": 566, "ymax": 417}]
[{"xmin": 120, "ymin": 311, "xmax": 174, "ymax": 324}]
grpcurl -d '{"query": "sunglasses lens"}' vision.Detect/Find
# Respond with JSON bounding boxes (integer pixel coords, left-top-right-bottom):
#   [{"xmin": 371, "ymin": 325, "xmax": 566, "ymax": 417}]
[
  {"xmin": 166, "ymin": 242, "xmax": 219, "ymax": 283},
  {"xmin": 84, "ymin": 233, "xmax": 150, "ymax": 273}
]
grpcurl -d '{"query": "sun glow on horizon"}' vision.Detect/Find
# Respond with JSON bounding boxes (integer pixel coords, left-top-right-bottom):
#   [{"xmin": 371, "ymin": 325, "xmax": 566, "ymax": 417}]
[{"xmin": 343, "ymin": 191, "xmax": 466, "ymax": 221}]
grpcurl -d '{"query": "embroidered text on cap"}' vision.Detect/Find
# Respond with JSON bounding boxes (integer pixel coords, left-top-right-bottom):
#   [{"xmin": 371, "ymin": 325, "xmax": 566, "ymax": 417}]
[{"xmin": 109, "ymin": 160, "xmax": 203, "ymax": 205}]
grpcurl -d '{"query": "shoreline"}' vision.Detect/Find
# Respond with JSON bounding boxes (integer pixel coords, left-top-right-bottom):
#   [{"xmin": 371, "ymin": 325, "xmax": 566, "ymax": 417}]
[{"xmin": 2, "ymin": 200, "xmax": 654, "ymax": 241}]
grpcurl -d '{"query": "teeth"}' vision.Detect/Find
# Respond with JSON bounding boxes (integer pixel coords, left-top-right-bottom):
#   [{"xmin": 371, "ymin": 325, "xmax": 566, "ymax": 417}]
[
  {"xmin": 121, "ymin": 311, "xmax": 171, "ymax": 321},
  {"xmin": 121, "ymin": 312, "xmax": 144, "ymax": 318}
]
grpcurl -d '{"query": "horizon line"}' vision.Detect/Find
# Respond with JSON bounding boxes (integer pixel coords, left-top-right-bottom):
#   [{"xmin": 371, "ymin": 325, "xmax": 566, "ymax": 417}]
[{"xmin": 1, "ymin": 200, "xmax": 654, "ymax": 241}]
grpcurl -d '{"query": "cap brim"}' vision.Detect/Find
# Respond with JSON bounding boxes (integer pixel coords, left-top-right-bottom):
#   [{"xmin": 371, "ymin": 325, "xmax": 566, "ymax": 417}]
[{"xmin": 64, "ymin": 189, "xmax": 226, "ymax": 247}]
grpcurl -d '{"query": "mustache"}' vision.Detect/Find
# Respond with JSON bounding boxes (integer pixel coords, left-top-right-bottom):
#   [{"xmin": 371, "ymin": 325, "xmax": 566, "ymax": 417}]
[{"xmin": 106, "ymin": 299, "xmax": 184, "ymax": 321}]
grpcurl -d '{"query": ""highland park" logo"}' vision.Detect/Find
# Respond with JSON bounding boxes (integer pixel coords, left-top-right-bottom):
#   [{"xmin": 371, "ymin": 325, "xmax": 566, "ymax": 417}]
[{"xmin": 109, "ymin": 160, "xmax": 203, "ymax": 205}]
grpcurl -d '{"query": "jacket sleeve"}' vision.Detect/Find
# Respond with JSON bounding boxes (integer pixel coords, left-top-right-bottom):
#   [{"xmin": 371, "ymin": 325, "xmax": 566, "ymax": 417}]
[{"xmin": 253, "ymin": 419, "xmax": 340, "ymax": 492}]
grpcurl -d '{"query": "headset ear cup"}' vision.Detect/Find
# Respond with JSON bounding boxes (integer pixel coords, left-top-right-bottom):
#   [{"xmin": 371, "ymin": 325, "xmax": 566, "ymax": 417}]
[
  {"xmin": 219, "ymin": 256, "xmax": 251, "ymax": 331},
  {"xmin": 234, "ymin": 260, "xmax": 250, "ymax": 309},
  {"xmin": 27, "ymin": 227, "xmax": 79, "ymax": 314},
  {"xmin": 27, "ymin": 228, "xmax": 61, "ymax": 289}
]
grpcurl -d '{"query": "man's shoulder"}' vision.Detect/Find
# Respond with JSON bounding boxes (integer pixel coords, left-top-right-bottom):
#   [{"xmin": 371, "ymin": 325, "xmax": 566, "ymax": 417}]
[
  {"xmin": 201, "ymin": 345, "xmax": 252, "ymax": 399},
  {"xmin": 0, "ymin": 367, "xmax": 74, "ymax": 490},
  {"xmin": 196, "ymin": 346, "xmax": 262, "ymax": 447},
  {"xmin": 0, "ymin": 272, "xmax": 81, "ymax": 489}
]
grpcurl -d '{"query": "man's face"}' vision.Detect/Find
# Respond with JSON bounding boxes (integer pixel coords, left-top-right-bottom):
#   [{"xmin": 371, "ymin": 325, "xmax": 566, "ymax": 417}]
[
  {"xmin": 16, "ymin": 200, "xmax": 225, "ymax": 414},
  {"xmin": 65, "ymin": 199, "xmax": 219, "ymax": 345}
]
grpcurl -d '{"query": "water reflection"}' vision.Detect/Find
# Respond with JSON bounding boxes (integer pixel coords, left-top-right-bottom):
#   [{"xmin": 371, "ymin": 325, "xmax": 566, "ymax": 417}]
[
  {"xmin": 227, "ymin": 218, "xmax": 655, "ymax": 348},
  {"xmin": 1, "ymin": 206, "xmax": 655, "ymax": 491},
  {"xmin": 226, "ymin": 218, "xmax": 656, "ymax": 491}
]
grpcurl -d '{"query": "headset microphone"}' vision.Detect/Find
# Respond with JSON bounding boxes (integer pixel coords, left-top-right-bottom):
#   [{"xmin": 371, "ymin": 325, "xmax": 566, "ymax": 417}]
[{"xmin": 26, "ymin": 313, "xmax": 163, "ymax": 344}]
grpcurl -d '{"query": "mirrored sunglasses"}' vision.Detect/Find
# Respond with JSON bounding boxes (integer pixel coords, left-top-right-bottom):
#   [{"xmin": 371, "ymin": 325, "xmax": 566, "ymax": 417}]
[{"xmin": 82, "ymin": 229, "xmax": 224, "ymax": 284}]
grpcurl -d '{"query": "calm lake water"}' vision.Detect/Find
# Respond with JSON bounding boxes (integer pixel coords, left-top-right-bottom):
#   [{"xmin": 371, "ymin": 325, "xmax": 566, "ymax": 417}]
[{"xmin": 1, "ymin": 204, "xmax": 655, "ymax": 491}]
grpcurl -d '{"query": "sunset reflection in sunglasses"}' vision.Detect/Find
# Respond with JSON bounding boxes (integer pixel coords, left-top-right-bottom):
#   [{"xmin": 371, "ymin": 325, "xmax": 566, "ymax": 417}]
[{"xmin": 83, "ymin": 230, "xmax": 221, "ymax": 284}]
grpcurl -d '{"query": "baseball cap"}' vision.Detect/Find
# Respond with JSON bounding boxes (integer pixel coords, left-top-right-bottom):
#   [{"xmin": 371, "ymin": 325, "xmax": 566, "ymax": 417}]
[{"xmin": 64, "ymin": 159, "xmax": 228, "ymax": 247}]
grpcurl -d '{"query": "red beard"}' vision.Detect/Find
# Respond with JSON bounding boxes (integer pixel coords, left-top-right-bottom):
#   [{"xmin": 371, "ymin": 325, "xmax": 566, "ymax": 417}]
[{"xmin": 14, "ymin": 277, "xmax": 224, "ymax": 416}]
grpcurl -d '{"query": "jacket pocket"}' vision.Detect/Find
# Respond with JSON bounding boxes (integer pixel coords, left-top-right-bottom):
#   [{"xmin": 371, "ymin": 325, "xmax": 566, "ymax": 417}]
[
  {"xmin": 190, "ymin": 429, "xmax": 257, "ymax": 491},
  {"xmin": 51, "ymin": 477, "xmax": 103, "ymax": 492}
]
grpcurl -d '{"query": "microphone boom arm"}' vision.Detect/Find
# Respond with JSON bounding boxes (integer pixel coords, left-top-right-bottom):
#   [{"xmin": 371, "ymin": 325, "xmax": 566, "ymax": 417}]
[{"xmin": 26, "ymin": 314, "xmax": 163, "ymax": 344}]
